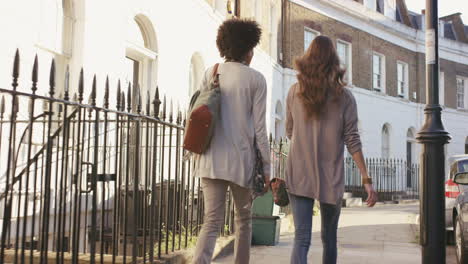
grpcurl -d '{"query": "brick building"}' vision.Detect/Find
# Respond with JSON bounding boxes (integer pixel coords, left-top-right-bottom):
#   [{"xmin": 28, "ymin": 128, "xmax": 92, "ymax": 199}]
[
  {"xmin": 0, "ymin": 0, "xmax": 467, "ymax": 167},
  {"xmin": 276, "ymin": 0, "xmax": 468, "ymax": 168}
]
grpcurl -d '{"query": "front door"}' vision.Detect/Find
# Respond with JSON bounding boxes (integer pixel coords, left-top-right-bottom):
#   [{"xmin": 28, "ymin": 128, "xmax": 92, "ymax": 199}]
[{"xmin": 407, "ymin": 141, "xmax": 412, "ymax": 188}]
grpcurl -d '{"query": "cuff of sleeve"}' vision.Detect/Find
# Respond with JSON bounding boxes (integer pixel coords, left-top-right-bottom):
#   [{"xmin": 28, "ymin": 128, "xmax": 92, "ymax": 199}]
[{"xmin": 347, "ymin": 144, "xmax": 362, "ymax": 155}]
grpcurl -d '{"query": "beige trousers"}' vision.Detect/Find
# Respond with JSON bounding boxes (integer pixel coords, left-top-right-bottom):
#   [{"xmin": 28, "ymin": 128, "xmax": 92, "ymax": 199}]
[{"xmin": 192, "ymin": 178, "xmax": 252, "ymax": 264}]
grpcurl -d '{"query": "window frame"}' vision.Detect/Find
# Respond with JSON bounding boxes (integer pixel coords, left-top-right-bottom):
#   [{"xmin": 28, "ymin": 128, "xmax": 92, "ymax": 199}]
[
  {"xmin": 396, "ymin": 61, "xmax": 409, "ymax": 99},
  {"xmin": 304, "ymin": 27, "xmax": 320, "ymax": 52},
  {"xmin": 381, "ymin": 124, "xmax": 391, "ymax": 159},
  {"xmin": 372, "ymin": 52, "xmax": 386, "ymax": 93},
  {"xmin": 457, "ymin": 76, "xmax": 466, "ymax": 109},
  {"xmin": 337, "ymin": 39, "xmax": 352, "ymax": 85}
]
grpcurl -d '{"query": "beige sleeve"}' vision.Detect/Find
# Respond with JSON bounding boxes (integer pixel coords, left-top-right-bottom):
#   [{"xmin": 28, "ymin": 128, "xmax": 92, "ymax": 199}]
[
  {"xmin": 343, "ymin": 91, "xmax": 362, "ymax": 155},
  {"xmin": 285, "ymin": 84, "xmax": 295, "ymax": 140},
  {"xmin": 253, "ymin": 74, "xmax": 271, "ymax": 175}
]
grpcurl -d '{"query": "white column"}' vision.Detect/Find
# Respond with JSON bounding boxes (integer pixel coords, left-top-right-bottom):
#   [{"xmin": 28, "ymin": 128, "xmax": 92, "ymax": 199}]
[
  {"xmin": 363, "ymin": 0, "xmax": 376, "ymax": 11},
  {"xmin": 384, "ymin": 0, "xmax": 396, "ymax": 20}
]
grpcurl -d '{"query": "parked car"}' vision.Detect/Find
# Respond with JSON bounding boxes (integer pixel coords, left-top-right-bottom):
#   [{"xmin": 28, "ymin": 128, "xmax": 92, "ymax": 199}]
[
  {"xmin": 446, "ymin": 155, "xmax": 468, "ymax": 232},
  {"xmin": 451, "ymin": 171, "xmax": 468, "ymax": 263}
]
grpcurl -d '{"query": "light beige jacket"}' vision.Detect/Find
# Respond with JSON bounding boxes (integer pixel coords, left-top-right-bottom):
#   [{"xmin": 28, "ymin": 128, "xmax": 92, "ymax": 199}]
[{"xmin": 193, "ymin": 62, "xmax": 271, "ymax": 188}]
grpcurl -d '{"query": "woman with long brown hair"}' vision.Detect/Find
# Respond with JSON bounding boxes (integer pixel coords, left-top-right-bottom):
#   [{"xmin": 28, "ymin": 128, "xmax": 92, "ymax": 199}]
[{"xmin": 285, "ymin": 35, "xmax": 377, "ymax": 264}]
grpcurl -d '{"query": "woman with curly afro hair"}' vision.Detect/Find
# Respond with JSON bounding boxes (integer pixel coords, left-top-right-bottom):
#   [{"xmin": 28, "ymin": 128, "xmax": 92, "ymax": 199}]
[{"xmin": 192, "ymin": 19, "xmax": 271, "ymax": 264}]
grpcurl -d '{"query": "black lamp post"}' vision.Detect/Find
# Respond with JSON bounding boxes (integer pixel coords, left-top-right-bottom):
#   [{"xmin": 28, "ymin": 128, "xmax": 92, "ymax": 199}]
[{"xmin": 416, "ymin": 0, "xmax": 451, "ymax": 263}]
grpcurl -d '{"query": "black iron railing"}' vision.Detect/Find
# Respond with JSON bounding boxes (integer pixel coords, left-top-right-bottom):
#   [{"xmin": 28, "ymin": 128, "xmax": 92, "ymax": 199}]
[
  {"xmin": 270, "ymin": 138, "xmax": 420, "ymax": 203},
  {"xmin": 345, "ymin": 157, "xmax": 420, "ymax": 202},
  {"xmin": 0, "ymin": 50, "xmax": 235, "ymax": 264}
]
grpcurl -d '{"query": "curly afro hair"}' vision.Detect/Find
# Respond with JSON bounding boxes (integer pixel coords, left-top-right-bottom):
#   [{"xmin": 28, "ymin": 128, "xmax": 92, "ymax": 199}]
[{"xmin": 216, "ymin": 18, "xmax": 262, "ymax": 62}]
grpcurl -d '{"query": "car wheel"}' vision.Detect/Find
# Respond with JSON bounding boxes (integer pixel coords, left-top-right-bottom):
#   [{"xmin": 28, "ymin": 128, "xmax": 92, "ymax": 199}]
[{"xmin": 456, "ymin": 215, "xmax": 468, "ymax": 264}]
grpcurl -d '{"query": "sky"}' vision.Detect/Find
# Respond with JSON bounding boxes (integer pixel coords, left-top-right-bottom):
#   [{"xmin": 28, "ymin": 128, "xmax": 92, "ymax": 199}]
[{"xmin": 405, "ymin": 0, "xmax": 468, "ymax": 22}]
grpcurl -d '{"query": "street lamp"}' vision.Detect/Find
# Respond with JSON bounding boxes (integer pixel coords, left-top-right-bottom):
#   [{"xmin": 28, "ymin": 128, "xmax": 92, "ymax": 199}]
[{"xmin": 416, "ymin": 0, "xmax": 451, "ymax": 263}]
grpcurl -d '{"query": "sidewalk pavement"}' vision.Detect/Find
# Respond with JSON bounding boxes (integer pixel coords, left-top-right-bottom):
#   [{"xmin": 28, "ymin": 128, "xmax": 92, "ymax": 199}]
[{"xmin": 213, "ymin": 203, "xmax": 456, "ymax": 264}]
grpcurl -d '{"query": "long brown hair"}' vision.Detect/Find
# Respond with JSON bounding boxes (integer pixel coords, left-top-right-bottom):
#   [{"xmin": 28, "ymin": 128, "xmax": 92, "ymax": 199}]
[{"xmin": 294, "ymin": 35, "xmax": 346, "ymax": 118}]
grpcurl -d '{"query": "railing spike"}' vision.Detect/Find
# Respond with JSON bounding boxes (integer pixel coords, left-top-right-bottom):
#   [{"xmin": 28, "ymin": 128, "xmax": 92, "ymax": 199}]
[
  {"xmin": 121, "ymin": 92, "xmax": 126, "ymax": 113},
  {"xmin": 49, "ymin": 59, "xmax": 56, "ymax": 97},
  {"xmin": 162, "ymin": 95, "xmax": 167, "ymax": 121},
  {"xmin": 182, "ymin": 110, "xmax": 187, "ymax": 127},
  {"xmin": 0, "ymin": 96, "xmax": 5, "ymax": 117},
  {"xmin": 137, "ymin": 84, "xmax": 142, "ymax": 114},
  {"xmin": 169, "ymin": 99, "xmax": 174, "ymax": 122},
  {"xmin": 78, "ymin": 68, "xmax": 84, "ymax": 102},
  {"xmin": 12, "ymin": 49, "xmax": 20, "ymax": 91},
  {"xmin": 146, "ymin": 90, "xmax": 151, "ymax": 115},
  {"xmin": 116, "ymin": 80, "xmax": 121, "ymax": 111},
  {"xmin": 153, "ymin": 86, "xmax": 161, "ymax": 118},
  {"xmin": 176, "ymin": 110, "xmax": 181, "ymax": 125},
  {"xmin": 32, "ymin": 54, "xmax": 38, "ymax": 94},
  {"xmin": 64, "ymin": 65, "xmax": 70, "ymax": 101},
  {"xmin": 104, "ymin": 76, "xmax": 109, "ymax": 108},
  {"xmin": 72, "ymin": 93, "xmax": 78, "ymax": 102},
  {"xmin": 127, "ymin": 82, "xmax": 132, "ymax": 112},
  {"xmin": 90, "ymin": 74, "xmax": 96, "ymax": 106}
]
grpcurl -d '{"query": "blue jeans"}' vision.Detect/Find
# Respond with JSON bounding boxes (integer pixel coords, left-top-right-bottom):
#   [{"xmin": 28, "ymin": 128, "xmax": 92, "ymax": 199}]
[{"xmin": 289, "ymin": 194, "xmax": 342, "ymax": 264}]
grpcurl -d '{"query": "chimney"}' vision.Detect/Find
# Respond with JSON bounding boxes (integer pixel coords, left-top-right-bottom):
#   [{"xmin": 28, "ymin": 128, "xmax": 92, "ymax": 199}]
[
  {"xmin": 384, "ymin": 0, "xmax": 397, "ymax": 20},
  {"xmin": 363, "ymin": 0, "xmax": 376, "ymax": 11}
]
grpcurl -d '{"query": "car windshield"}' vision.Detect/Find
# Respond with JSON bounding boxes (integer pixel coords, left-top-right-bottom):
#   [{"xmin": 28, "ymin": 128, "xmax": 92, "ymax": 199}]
[{"xmin": 459, "ymin": 160, "xmax": 468, "ymax": 172}]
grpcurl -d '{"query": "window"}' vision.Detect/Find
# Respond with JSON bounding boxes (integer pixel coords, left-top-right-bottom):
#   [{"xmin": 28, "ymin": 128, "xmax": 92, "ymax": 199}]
[
  {"xmin": 457, "ymin": 77, "xmax": 466, "ymax": 109},
  {"xmin": 126, "ymin": 15, "xmax": 158, "ymax": 112},
  {"xmin": 37, "ymin": 0, "xmax": 74, "ymax": 96},
  {"xmin": 373, "ymin": 53, "xmax": 385, "ymax": 92},
  {"xmin": 376, "ymin": 0, "xmax": 384, "ymax": 14},
  {"xmin": 337, "ymin": 40, "xmax": 352, "ymax": 84},
  {"xmin": 304, "ymin": 28, "xmax": 319, "ymax": 51},
  {"xmin": 397, "ymin": 62, "xmax": 408, "ymax": 98},
  {"xmin": 382, "ymin": 124, "xmax": 391, "ymax": 159}
]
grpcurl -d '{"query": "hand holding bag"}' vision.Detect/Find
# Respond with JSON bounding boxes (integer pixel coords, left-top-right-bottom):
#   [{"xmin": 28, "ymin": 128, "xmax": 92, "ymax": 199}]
[
  {"xmin": 270, "ymin": 178, "xmax": 289, "ymax": 207},
  {"xmin": 252, "ymin": 137, "xmax": 266, "ymax": 197}
]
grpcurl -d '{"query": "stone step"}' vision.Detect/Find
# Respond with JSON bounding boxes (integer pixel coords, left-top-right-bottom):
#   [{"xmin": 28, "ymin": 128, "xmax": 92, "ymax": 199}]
[
  {"xmin": 342, "ymin": 197, "xmax": 363, "ymax": 208},
  {"xmin": 343, "ymin": 192, "xmax": 353, "ymax": 199}
]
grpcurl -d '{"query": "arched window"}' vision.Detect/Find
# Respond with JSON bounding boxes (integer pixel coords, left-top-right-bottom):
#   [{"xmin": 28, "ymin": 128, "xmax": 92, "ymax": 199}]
[
  {"xmin": 38, "ymin": 0, "xmax": 74, "ymax": 96},
  {"xmin": 189, "ymin": 53, "xmax": 206, "ymax": 98},
  {"xmin": 381, "ymin": 124, "xmax": 391, "ymax": 159},
  {"xmin": 125, "ymin": 15, "xmax": 158, "ymax": 111},
  {"xmin": 274, "ymin": 101, "xmax": 283, "ymax": 139}
]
